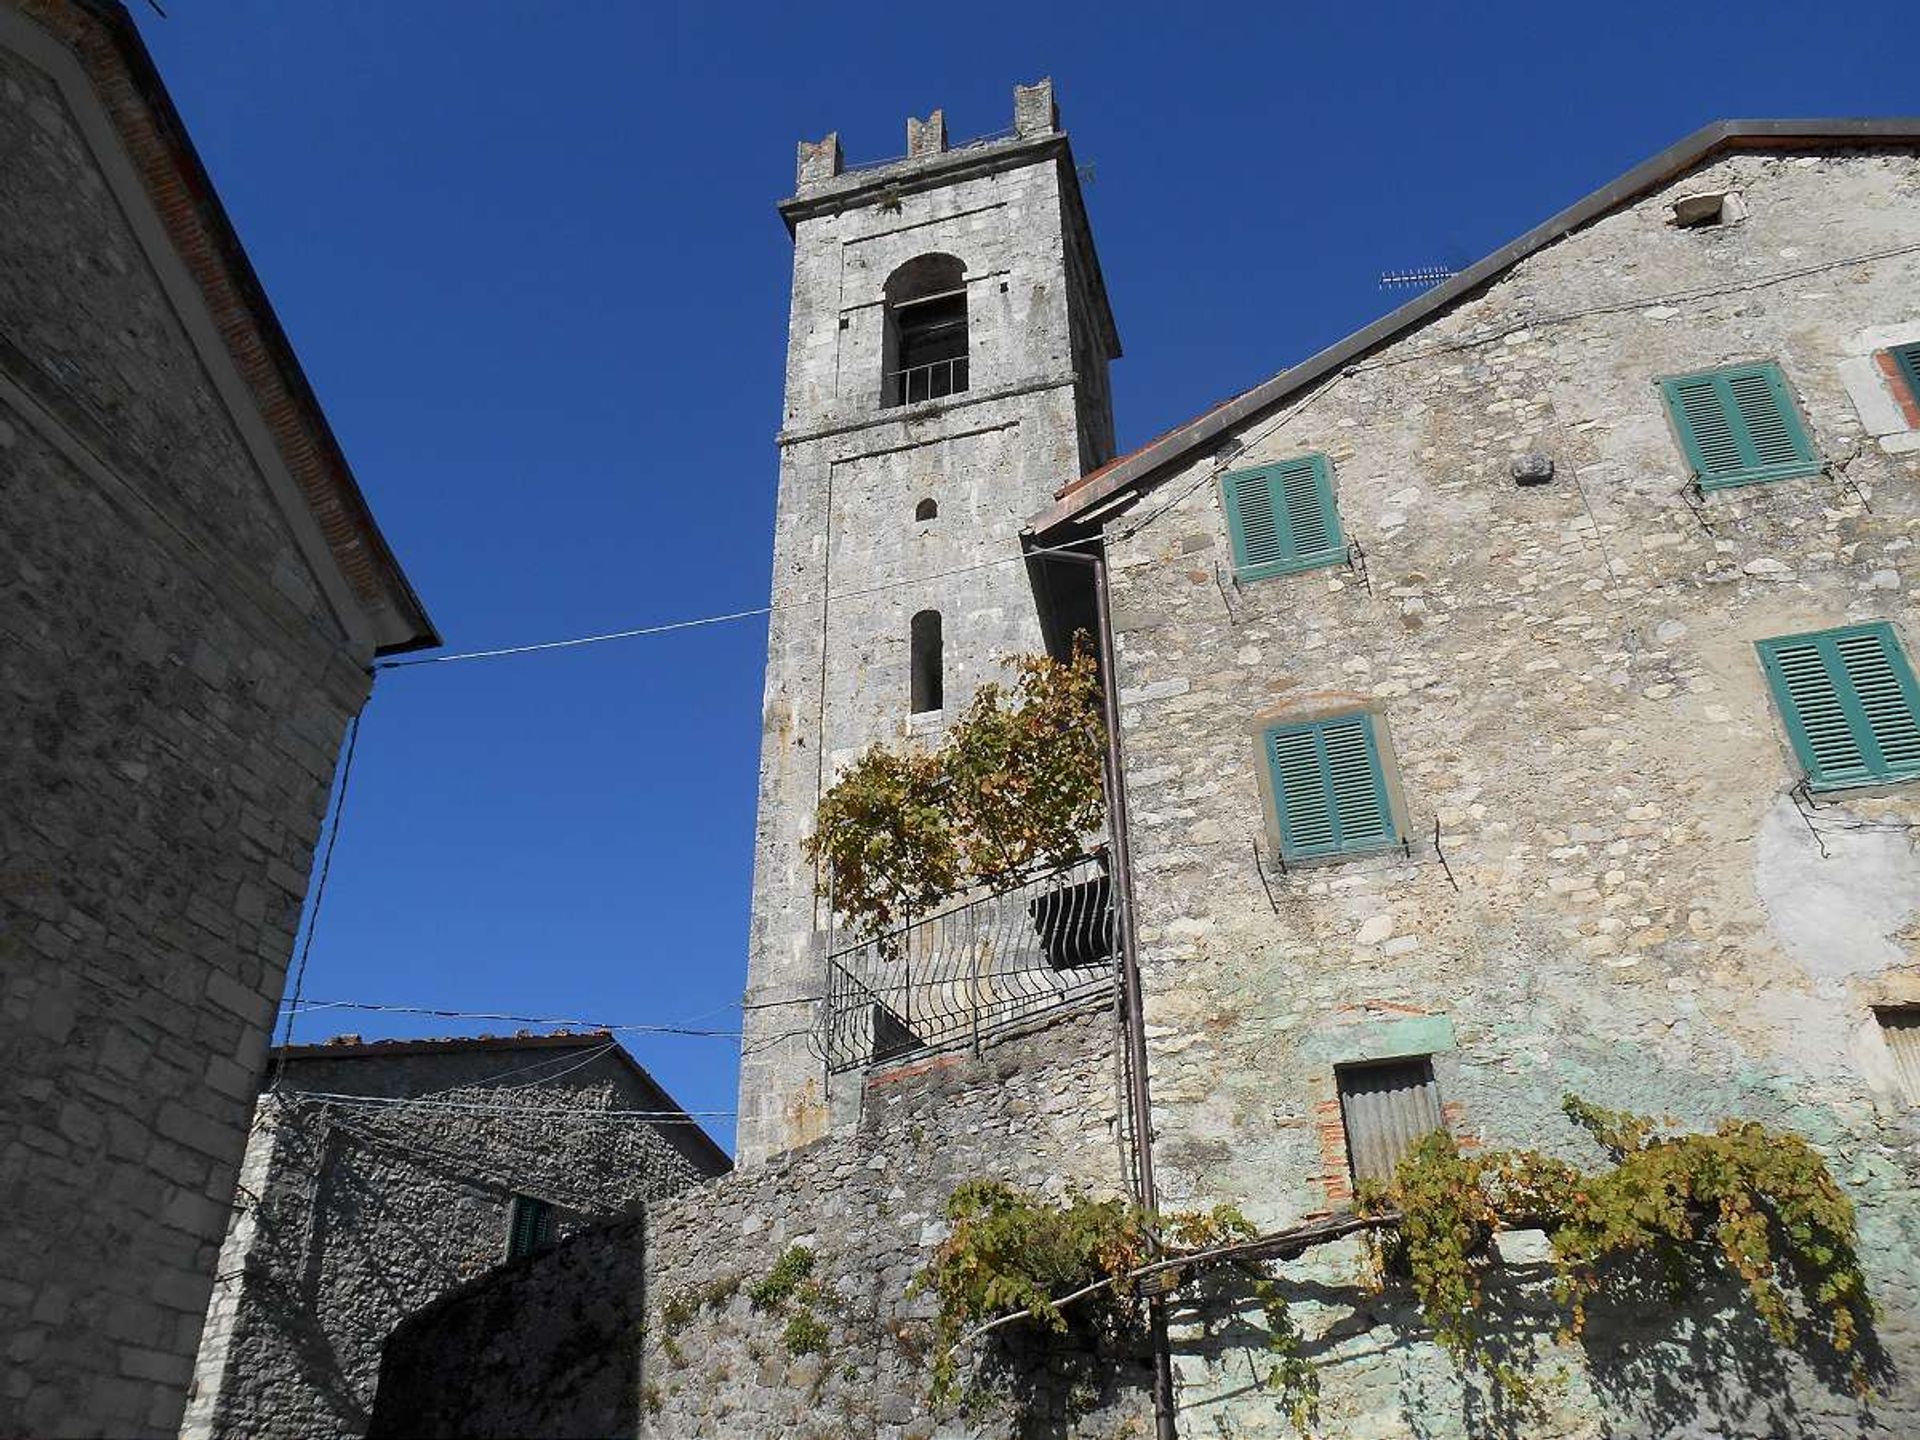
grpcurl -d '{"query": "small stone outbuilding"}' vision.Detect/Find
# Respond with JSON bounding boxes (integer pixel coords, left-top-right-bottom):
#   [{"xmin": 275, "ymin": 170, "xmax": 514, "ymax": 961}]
[{"xmin": 183, "ymin": 1032, "xmax": 728, "ymax": 1439}]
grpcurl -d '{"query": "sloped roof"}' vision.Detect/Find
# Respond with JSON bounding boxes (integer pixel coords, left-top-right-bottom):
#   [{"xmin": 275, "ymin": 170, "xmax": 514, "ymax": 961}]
[
  {"xmin": 1029, "ymin": 118, "xmax": 1920, "ymax": 538},
  {"xmin": 273, "ymin": 1031, "xmax": 732, "ymax": 1174},
  {"xmin": 23, "ymin": 0, "xmax": 437, "ymax": 653}
]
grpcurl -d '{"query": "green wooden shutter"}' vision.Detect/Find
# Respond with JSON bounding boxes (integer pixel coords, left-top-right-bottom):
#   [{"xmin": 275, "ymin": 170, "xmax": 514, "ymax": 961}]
[
  {"xmin": 1892, "ymin": 342, "xmax": 1920, "ymax": 405},
  {"xmin": 1757, "ymin": 623, "xmax": 1920, "ymax": 790},
  {"xmin": 1662, "ymin": 363, "xmax": 1818, "ymax": 489},
  {"xmin": 507, "ymin": 1196, "xmax": 553, "ymax": 1260},
  {"xmin": 1222, "ymin": 456, "xmax": 1347, "ymax": 581},
  {"xmin": 1265, "ymin": 713, "xmax": 1396, "ymax": 858}
]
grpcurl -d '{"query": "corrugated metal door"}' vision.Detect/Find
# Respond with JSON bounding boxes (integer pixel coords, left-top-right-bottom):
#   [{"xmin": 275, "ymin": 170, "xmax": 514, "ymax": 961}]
[
  {"xmin": 1882, "ymin": 1009, "xmax": 1920, "ymax": 1104},
  {"xmin": 1337, "ymin": 1059, "xmax": 1444, "ymax": 1186}
]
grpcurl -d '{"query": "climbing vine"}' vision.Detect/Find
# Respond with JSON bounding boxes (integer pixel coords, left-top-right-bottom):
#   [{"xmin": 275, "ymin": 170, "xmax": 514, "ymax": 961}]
[
  {"xmin": 1359, "ymin": 1096, "xmax": 1873, "ymax": 1392},
  {"xmin": 912, "ymin": 1098, "xmax": 1872, "ymax": 1424},
  {"xmin": 910, "ymin": 1181, "xmax": 1318, "ymax": 1422},
  {"xmin": 805, "ymin": 642, "xmax": 1105, "ymax": 943}
]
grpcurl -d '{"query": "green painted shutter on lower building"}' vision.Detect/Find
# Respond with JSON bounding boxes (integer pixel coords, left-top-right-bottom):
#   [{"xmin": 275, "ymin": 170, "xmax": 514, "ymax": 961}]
[
  {"xmin": 1661, "ymin": 363, "xmax": 1818, "ymax": 489},
  {"xmin": 1757, "ymin": 622, "xmax": 1920, "ymax": 791},
  {"xmin": 1265, "ymin": 712, "xmax": 1397, "ymax": 859},
  {"xmin": 507, "ymin": 1195, "xmax": 555, "ymax": 1260},
  {"xmin": 1222, "ymin": 455, "xmax": 1347, "ymax": 580}
]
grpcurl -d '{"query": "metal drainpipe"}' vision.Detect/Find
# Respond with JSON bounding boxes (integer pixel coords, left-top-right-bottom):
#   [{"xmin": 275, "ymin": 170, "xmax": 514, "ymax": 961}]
[{"xmin": 1053, "ymin": 544, "xmax": 1177, "ymax": 1439}]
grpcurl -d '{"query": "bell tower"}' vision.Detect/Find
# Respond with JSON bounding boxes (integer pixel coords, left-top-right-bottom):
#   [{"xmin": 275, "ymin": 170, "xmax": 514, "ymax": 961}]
[{"xmin": 737, "ymin": 79, "xmax": 1120, "ymax": 1165}]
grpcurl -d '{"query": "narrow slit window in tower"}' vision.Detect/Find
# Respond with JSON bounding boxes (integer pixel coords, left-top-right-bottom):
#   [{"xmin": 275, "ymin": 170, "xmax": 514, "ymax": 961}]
[
  {"xmin": 915, "ymin": 497, "xmax": 938, "ymax": 522},
  {"xmin": 910, "ymin": 610, "xmax": 944, "ymax": 714}
]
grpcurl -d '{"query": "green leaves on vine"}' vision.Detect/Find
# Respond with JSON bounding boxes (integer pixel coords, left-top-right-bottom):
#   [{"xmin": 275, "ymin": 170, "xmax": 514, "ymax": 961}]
[
  {"xmin": 913, "ymin": 1100, "xmax": 1872, "ymax": 1425},
  {"xmin": 1359, "ymin": 1096, "xmax": 1872, "ymax": 1391},
  {"xmin": 806, "ymin": 643, "xmax": 1106, "ymax": 943}
]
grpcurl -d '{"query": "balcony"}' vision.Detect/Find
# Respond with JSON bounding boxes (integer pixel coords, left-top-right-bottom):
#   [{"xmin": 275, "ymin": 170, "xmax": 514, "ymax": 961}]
[
  {"xmin": 886, "ymin": 354, "xmax": 970, "ymax": 408},
  {"xmin": 819, "ymin": 851, "xmax": 1116, "ymax": 1074}
]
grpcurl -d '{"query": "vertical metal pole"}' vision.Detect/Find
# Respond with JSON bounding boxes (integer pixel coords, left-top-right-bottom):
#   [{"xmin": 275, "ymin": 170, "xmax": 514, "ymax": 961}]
[{"xmin": 1057, "ymin": 544, "xmax": 1176, "ymax": 1439}]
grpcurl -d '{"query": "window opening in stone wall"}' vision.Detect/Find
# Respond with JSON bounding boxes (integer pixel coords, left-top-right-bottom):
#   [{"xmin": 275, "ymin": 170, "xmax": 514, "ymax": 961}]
[
  {"xmin": 1877, "ymin": 1008, "xmax": 1920, "ymax": 1104},
  {"xmin": 910, "ymin": 610, "xmax": 944, "ymax": 714},
  {"xmin": 884, "ymin": 254, "xmax": 969, "ymax": 407},
  {"xmin": 1661, "ymin": 362, "xmax": 1818, "ymax": 490},
  {"xmin": 1027, "ymin": 870, "xmax": 1113, "ymax": 971},
  {"xmin": 1756, "ymin": 621, "xmax": 1920, "ymax": 792},
  {"xmin": 506, "ymin": 1195, "xmax": 555, "ymax": 1261},
  {"xmin": 1336, "ymin": 1057, "xmax": 1444, "ymax": 1186},
  {"xmin": 1263, "ymin": 711, "xmax": 1400, "ymax": 860},
  {"xmin": 1221, "ymin": 454, "xmax": 1348, "ymax": 581},
  {"xmin": 916, "ymin": 497, "xmax": 938, "ymax": 522}
]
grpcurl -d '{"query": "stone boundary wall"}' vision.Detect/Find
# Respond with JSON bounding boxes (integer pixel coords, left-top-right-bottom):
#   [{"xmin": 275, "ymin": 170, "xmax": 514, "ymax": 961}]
[{"xmin": 370, "ymin": 1005, "xmax": 1151, "ymax": 1439}]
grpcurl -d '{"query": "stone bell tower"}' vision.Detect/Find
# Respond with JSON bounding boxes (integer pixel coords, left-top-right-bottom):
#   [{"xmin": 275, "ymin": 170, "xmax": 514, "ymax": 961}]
[{"xmin": 736, "ymin": 79, "xmax": 1121, "ymax": 1165}]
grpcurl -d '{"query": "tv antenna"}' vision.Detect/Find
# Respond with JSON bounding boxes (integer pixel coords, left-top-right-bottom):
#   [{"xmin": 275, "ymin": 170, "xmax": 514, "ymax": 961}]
[{"xmin": 1378, "ymin": 264, "xmax": 1459, "ymax": 292}]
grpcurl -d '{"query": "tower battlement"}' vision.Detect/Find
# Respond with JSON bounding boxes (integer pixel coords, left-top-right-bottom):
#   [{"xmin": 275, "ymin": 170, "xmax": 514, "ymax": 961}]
[{"xmin": 791, "ymin": 78, "xmax": 1061, "ymax": 197}]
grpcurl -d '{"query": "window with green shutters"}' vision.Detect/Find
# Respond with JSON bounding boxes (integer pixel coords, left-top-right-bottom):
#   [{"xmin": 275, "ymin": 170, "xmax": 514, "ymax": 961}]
[
  {"xmin": 506, "ymin": 1195, "xmax": 555, "ymax": 1260},
  {"xmin": 1221, "ymin": 454, "xmax": 1347, "ymax": 581},
  {"xmin": 1263, "ymin": 711, "xmax": 1399, "ymax": 859},
  {"xmin": 1660, "ymin": 362, "xmax": 1819, "ymax": 489},
  {"xmin": 1757, "ymin": 622, "xmax": 1920, "ymax": 791},
  {"xmin": 1891, "ymin": 342, "xmax": 1920, "ymax": 407}
]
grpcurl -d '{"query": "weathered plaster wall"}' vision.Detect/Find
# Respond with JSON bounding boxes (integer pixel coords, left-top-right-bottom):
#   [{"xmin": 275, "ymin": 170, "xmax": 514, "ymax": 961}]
[
  {"xmin": 0, "ymin": 21, "xmax": 375, "ymax": 1436},
  {"xmin": 1100, "ymin": 147, "xmax": 1920, "ymax": 1435},
  {"xmin": 370, "ymin": 1006, "xmax": 1146, "ymax": 1439},
  {"xmin": 739, "ymin": 86, "xmax": 1118, "ymax": 1165},
  {"xmin": 182, "ymin": 1044, "xmax": 723, "ymax": 1440}
]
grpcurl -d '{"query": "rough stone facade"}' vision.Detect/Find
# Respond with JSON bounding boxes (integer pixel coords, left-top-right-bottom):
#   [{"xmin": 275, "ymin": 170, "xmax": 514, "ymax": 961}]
[
  {"xmin": 1063, "ymin": 144, "xmax": 1920, "ymax": 1434},
  {"xmin": 369, "ymin": 1005, "xmax": 1140, "ymax": 1438},
  {"xmin": 737, "ymin": 80, "xmax": 1121, "ymax": 1165},
  {"xmin": 182, "ymin": 1034, "xmax": 728, "ymax": 1439},
  {"xmin": 0, "ymin": 4, "xmax": 431, "ymax": 1435}
]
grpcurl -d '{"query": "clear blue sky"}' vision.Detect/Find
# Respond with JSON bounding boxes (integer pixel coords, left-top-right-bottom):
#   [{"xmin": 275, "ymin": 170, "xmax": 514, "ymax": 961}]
[{"xmin": 134, "ymin": 1, "xmax": 1917, "ymax": 1155}]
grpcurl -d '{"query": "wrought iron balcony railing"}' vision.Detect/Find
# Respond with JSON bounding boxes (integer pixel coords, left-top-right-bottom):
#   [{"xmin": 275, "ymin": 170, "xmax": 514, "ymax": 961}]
[
  {"xmin": 819, "ymin": 851, "xmax": 1116, "ymax": 1074},
  {"xmin": 887, "ymin": 355, "xmax": 969, "ymax": 407}
]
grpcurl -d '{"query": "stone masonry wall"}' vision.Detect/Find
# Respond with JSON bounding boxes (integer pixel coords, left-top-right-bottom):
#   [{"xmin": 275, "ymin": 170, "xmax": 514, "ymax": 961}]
[
  {"xmin": 183, "ymin": 1044, "xmax": 723, "ymax": 1440},
  {"xmin": 739, "ymin": 96, "xmax": 1117, "ymax": 1166},
  {"xmin": 0, "ymin": 25, "xmax": 377, "ymax": 1439},
  {"xmin": 1099, "ymin": 147, "xmax": 1920, "ymax": 1435},
  {"xmin": 371, "ymin": 1005, "xmax": 1149, "ymax": 1439}
]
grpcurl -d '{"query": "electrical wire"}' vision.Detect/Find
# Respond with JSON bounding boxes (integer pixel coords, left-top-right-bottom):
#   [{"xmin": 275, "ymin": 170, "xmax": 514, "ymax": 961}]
[
  {"xmin": 372, "ymin": 534, "xmax": 1099, "ymax": 671},
  {"xmin": 271, "ymin": 708, "xmax": 362, "ymax": 1081},
  {"xmin": 283, "ymin": 1089, "xmax": 734, "ymax": 1122},
  {"xmin": 279, "ymin": 999, "xmax": 740, "ymax": 1038}
]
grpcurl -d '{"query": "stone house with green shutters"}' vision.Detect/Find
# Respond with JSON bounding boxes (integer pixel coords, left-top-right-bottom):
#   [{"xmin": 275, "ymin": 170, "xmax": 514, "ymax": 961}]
[{"xmin": 1023, "ymin": 118, "xmax": 1920, "ymax": 1434}]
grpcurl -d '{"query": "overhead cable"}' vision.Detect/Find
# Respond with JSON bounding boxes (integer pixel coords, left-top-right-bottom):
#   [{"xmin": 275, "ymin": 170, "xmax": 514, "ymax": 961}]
[
  {"xmin": 279, "ymin": 998, "xmax": 740, "ymax": 1038},
  {"xmin": 374, "ymin": 535, "xmax": 1100, "ymax": 671}
]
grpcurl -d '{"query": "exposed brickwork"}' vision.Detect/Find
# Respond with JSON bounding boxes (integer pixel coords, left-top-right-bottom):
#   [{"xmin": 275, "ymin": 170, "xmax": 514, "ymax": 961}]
[{"xmin": 1874, "ymin": 348, "xmax": 1920, "ymax": 431}]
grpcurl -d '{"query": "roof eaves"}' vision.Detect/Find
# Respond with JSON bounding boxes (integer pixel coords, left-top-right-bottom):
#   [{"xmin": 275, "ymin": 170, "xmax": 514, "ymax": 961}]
[
  {"xmin": 271, "ymin": 1031, "xmax": 733, "ymax": 1174},
  {"xmin": 1030, "ymin": 117, "xmax": 1920, "ymax": 537},
  {"xmin": 69, "ymin": 1, "xmax": 439, "ymax": 653}
]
